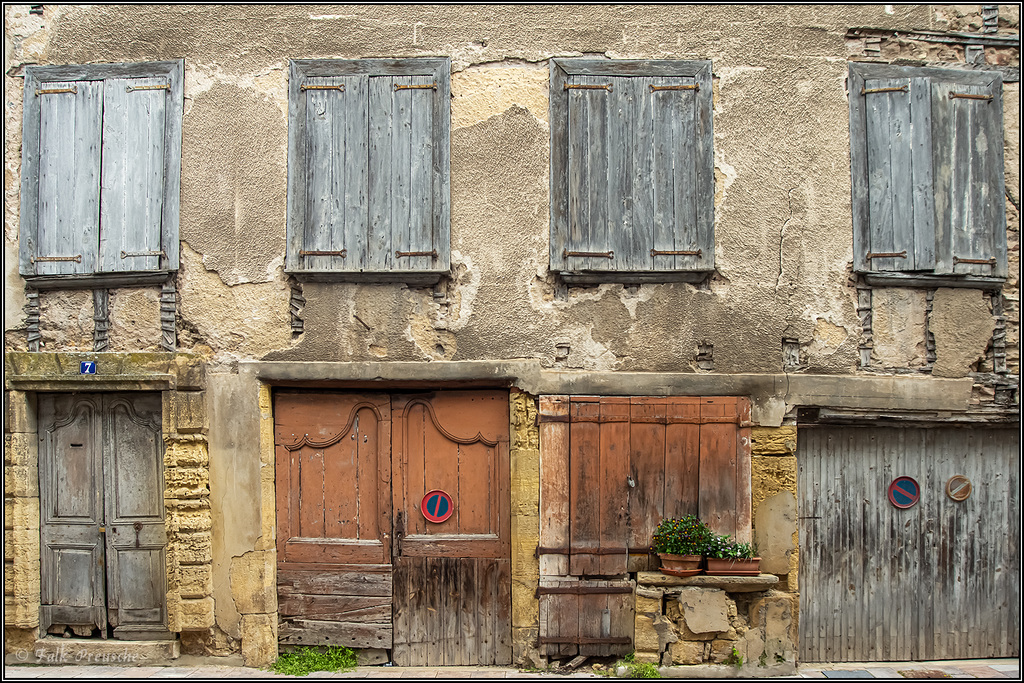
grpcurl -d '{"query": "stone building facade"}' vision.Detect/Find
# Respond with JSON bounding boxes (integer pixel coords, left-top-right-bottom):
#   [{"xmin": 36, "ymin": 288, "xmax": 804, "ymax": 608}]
[{"xmin": 3, "ymin": 4, "xmax": 1019, "ymax": 672}]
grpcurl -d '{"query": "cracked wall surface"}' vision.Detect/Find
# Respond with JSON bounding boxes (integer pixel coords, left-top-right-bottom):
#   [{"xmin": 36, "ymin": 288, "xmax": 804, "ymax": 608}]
[{"xmin": 3, "ymin": 2, "xmax": 1019, "ymax": 666}]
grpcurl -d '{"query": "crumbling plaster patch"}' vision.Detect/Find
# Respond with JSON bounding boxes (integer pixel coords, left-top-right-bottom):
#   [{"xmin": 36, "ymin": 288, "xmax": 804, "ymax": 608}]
[
  {"xmin": 870, "ymin": 288, "xmax": 928, "ymax": 368},
  {"xmin": 108, "ymin": 288, "xmax": 164, "ymax": 352},
  {"xmin": 931, "ymin": 288, "xmax": 996, "ymax": 378},
  {"xmin": 452, "ymin": 63, "xmax": 549, "ymax": 128},
  {"xmin": 37, "ymin": 290, "xmax": 92, "ymax": 351}
]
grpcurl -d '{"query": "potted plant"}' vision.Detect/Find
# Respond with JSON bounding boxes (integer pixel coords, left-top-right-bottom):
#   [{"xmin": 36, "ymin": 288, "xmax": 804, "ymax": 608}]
[
  {"xmin": 651, "ymin": 515, "xmax": 712, "ymax": 577},
  {"xmin": 704, "ymin": 533, "xmax": 761, "ymax": 575}
]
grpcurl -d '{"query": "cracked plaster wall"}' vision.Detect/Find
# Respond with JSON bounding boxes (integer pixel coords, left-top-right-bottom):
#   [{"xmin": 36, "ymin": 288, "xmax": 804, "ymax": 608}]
[{"xmin": 8, "ymin": 4, "xmax": 1010, "ymax": 375}]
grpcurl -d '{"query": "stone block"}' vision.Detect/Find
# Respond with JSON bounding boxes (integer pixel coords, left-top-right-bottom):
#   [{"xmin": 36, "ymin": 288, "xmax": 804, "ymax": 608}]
[
  {"xmin": 633, "ymin": 651, "xmax": 661, "ymax": 664},
  {"xmin": 256, "ymin": 475, "xmax": 276, "ymax": 551},
  {"xmin": 240, "ymin": 613, "xmax": 277, "ymax": 667},
  {"xmin": 172, "ymin": 354, "xmax": 206, "ymax": 391},
  {"xmin": 165, "ymin": 467, "xmax": 210, "ymax": 499},
  {"xmin": 635, "ymin": 593, "xmax": 662, "ymax": 618},
  {"xmin": 670, "ymin": 639, "xmax": 706, "ymax": 665},
  {"xmin": 11, "ymin": 527, "xmax": 40, "ymax": 563},
  {"xmin": 665, "ymin": 597, "xmax": 681, "ymax": 621},
  {"xmin": 178, "ymin": 564, "xmax": 213, "ymax": 599},
  {"xmin": 163, "ymin": 437, "xmax": 209, "ymax": 468},
  {"xmin": 750, "ymin": 426, "xmax": 796, "ymax": 455},
  {"xmin": 179, "ymin": 597, "xmax": 216, "ymax": 630},
  {"xmin": 4, "ymin": 531, "xmax": 13, "ymax": 561},
  {"xmin": 634, "ymin": 613, "xmax": 660, "ymax": 652},
  {"xmin": 231, "ymin": 550, "xmax": 276, "ymax": 615},
  {"xmin": 751, "ymin": 593, "xmax": 797, "ymax": 658},
  {"xmin": 169, "ymin": 391, "xmax": 207, "ymax": 434},
  {"xmin": 754, "ymin": 491, "xmax": 797, "ymax": 575},
  {"xmin": 678, "ymin": 588, "xmax": 730, "ymax": 634},
  {"xmin": 4, "ymin": 392, "xmax": 36, "ymax": 435},
  {"xmin": 3, "ymin": 625, "xmax": 38, "ymax": 653},
  {"xmin": 511, "ymin": 577, "xmax": 538, "ymax": 629},
  {"xmin": 4, "ymin": 434, "xmax": 37, "ymax": 469},
  {"xmin": 710, "ymin": 638, "xmax": 744, "ymax": 664},
  {"xmin": 512, "ymin": 626, "xmax": 542, "ymax": 668},
  {"xmin": 4, "ymin": 466, "xmax": 38, "ymax": 498},
  {"xmin": 168, "ymin": 507, "xmax": 213, "ymax": 533},
  {"xmin": 173, "ymin": 531, "xmax": 213, "ymax": 565}
]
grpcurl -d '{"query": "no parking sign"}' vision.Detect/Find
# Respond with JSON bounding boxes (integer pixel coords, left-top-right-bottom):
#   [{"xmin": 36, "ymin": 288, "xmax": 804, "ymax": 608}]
[
  {"xmin": 888, "ymin": 476, "xmax": 920, "ymax": 509},
  {"xmin": 421, "ymin": 489, "xmax": 454, "ymax": 523}
]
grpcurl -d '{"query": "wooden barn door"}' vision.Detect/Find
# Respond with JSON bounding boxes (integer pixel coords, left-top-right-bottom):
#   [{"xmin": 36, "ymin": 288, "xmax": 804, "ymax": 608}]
[
  {"xmin": 799, "ymin": 426, "xmax": 1020, "ymax": 662},
  {"xmin": 39, "ymin": 393, "xmax": 169, "ymax": 640},
  {"xmin": 275, "ymin": 390, "xmax": 511, "ymax": 665},
  {"xmin": 391, "ymin": 391, "xmax": 511, "ymax": 665}
]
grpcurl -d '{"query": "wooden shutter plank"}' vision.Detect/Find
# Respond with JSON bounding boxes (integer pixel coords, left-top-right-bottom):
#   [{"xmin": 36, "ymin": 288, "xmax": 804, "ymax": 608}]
[
  {"xmin": 389, "ymin": 77, "xmax": 413, "ymax": 271},
  {"xmin": 909, "ymin": 76, "xmax": 936, "ymax": 270},
  {"xmin": 566, "ymin": 76, "xmax": 591, "ymax": 268},
  {"xmin": 433, "ymin": 62, "xmax": 451, "ymax": 273},
  {"xmin": 885, "ymin": 79, "xmax": 916, "ymax": 269},
  {"xmin": 664, "ymin": 397, "xmax": 701, "ymax": 520},
  {"xmin": 628, "ymin": 397, "xmax": 667, "ymax": 571},
  {"xmin": 569, "ymin": 398, "xmax": 601, "ymax": 575},
  {"xmin": 864, "ymin": 78, "xmax": 899, "ymax": 272},
  {"xmin": 582, "ymin": 75, "xmax": 611, "ymax": 272},
  {"xmin": 849, "ymin": 66, "xmax": 871, "ymax": 272},
  {"xmin": 341, "ymin": 76, "xmax": 369, "ymax": 270},
  {"xmin": 549, "ymin": 62, "xmax": 570, "ymax": 271},
  {"xmin": 367, "ymin": 76, "xmax": 394, "ymax": 270},
  {"xmin": 286, "ymin": 61, "xmax": 308, "ymax": 272},
  {"xmin": 606, "ymin": 77, "xmax": 633, "ymax": 272},
  {"xmin": 36, "ymin": 80, "xmax": 101, "ymax": 275},
  {"xmin": 698, "ymin": 397, "xmax": 739, "ymax": 538},
  {"xmin": 694, "ymin": 62, "xmax": 715, "ymax": 271},
  {"xmin": 632, "ymin": 77, "xmax": 656, "ymax": 271},
  {"xmin": 394, "ymin": 75, "xmax": 435, "ymax": 271},
  {"xmin": 305, "ymin": 76, "xmax": 353, "ymax": 271},
  {"xmin": 100, "ymin": 77, "xmax": 167, "ymax": 273},
  {"xmin": 539, "ymin": 396, "xmax": 570, "ymax": 577},
  {"xmin": 598, "ymin": 398, "xmax": 630, "ymax": 575}
]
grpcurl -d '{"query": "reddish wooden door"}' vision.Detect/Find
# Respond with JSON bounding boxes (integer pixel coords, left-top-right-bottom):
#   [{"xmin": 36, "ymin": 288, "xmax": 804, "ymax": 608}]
[
  {"xmin": 274, "ymin": 390, "xmax": 511, "ymax": 665},
  {"xmin": 391, "ymin": 391, "xmax": 512, "ymax": 665},
  {"xmin": 275, "ymin": 392, "xmax": 393, "ymax": 649}
]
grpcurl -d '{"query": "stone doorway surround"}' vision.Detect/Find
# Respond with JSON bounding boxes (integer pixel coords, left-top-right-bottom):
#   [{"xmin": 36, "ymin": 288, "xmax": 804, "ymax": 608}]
[{"xmin": 4, "ymin": 352, "xmax": 212, "ymax": 657}]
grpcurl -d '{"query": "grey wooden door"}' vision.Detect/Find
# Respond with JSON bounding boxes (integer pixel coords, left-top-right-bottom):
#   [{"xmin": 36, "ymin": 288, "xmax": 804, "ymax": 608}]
[
  {"xmin": 798, "ymin": 426, "xmax": 1020, "ymax": 662},
  {"xmin": 39, "ymin": 393, "xmax": 169, "ymax": 640}
]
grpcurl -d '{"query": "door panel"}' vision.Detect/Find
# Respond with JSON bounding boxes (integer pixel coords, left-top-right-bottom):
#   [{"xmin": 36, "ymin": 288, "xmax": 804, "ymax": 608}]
[
  {"xmin": 275, "ymin": 392, "xmax": 394, "ymax": 649},
  {"xmin": 39, "ymin": 395, "xmax": 106, "ymax": 634},
  {"xmin": 275, "ymin": 389, "xmax": 511, "ymax": 665},
  {"xmin": 799, "ymin": 426, "xmax": 1020, "ymax": 661},
  {"xmin": 391, "ymin": 391, "xmax": 511, "ymax": 665},
  {"xmin": 39, "ymin": 392, "xmax": 167, "ymax": 639}
]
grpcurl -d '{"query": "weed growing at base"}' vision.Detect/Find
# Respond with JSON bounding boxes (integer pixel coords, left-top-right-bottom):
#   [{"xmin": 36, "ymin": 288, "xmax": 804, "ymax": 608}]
[{"xmin": 271, "ymin": 645, "xmax": 357, "ymax": 676}]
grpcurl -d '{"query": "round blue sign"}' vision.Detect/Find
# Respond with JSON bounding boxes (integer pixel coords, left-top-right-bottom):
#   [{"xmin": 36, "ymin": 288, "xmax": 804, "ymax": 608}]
[
  {"xmin": 421, "ymin": 489, "xmax": 454, "ymax": 523},
  {"xmin": 888, "ymin": 476, "xmax": 920, "ymax": 509}
]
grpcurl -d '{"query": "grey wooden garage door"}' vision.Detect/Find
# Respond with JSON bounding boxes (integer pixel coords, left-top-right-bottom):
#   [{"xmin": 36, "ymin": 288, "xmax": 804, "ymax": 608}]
[{"xmin": 798, "ymin": 426, "xmax": 1019, "ymax": 662}]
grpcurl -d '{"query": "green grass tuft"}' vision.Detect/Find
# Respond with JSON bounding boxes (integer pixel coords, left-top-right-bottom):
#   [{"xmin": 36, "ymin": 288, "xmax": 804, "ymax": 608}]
[{"xmin": 271, "ymin": 645, "xmax": 358, "ymax": 677}]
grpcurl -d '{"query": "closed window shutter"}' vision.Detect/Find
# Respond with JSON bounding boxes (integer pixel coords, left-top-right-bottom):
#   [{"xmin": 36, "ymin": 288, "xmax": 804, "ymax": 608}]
[
  {"xmin": 648, "ymin": 73, "xmax": 713, "ymax": 272},
  {"xmin": 35, "ymin": 80, "xmax": 102, "ymax": 276},
  {"xmin": 302, "ymin": 75, "xmax": 368, "ymax": 271},
  {"xmin": 368, "ymin": 74, "xmax": 438, "ymax": 272},
  {"xmin": 856, "ymin": 76, "xmax": 935, "ymax": 272},
  {"xmin": 930, "ymin": 76, "xmax": 1006, "ymax": 277},
  {"xmin": 99, "ymin": 76, "xmax": 168, "ymax": 273}
]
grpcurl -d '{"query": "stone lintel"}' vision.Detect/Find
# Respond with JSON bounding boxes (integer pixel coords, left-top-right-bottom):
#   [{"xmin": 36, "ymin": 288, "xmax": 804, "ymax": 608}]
[{"xmin": 638, "ymin": 571, "xmax": 779, "ymax": 592}]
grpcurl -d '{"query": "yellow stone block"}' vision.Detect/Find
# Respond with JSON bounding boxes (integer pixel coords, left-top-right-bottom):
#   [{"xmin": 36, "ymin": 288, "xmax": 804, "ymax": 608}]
[
  {"xmin": 634, "ymin": 614, "xmax": 660, "ymax": 652},
  {"xmin": 670, "ymin": 639, "xmax": 705, "ymax": 665},
  {"xmin": 164, "ymin": 438, "xmax": 209, "ymax": 468},
  {"xmin": 4, "ymin": 466, "xmax": 38, "ymax": 498},
  {"xmin": 172, "ymin": 531, "xmax": 213, "ymax": 565},
  {"xmin": 511, "ymin": 577, "xmax": 538, "ymax": 629},
  {"xmin": 751, "ymin": 426, "xmax": 797, "ymax": 455},
  {"xmin": 632, "ymin": 650, "xmax": 660, "ymax": 664},
  {"xmin": 179, "ymin": 596, "xmax": 216, "ymax": 630},
  {"xmin": 241, "ymin": 613, "xmax": 278, "ymax": 667},
  {"xmin": 4, "ymin": 391, "xmax": 36, "ymax": 435},
  {"xmin": 231, "ymin": 550, "xmax": 276, "ymax": 615},
  {"xmin": 256, "ymin": 475, "xmax": 276, "ymax": 551},
  {"xmin": 169, "ymin": 391, "xmax": 207, "ymax": 434},
  {"xmin": 165, "ymin": 467, "xmax": 211, "ymax": 499},
  {"xmin": 635, "ymin": 593, "xmax": 661, "ymax": 618},
  {"xmin": 4, "ymin": 433, "xmax": 37, "ymax": 468},
  {"xmin": 168, "ymin": 508, "xmax": 213, "ymax": 533},
  {"xmin": 179, "ymin": 564, "xmax": 213, "ymax": 599}
]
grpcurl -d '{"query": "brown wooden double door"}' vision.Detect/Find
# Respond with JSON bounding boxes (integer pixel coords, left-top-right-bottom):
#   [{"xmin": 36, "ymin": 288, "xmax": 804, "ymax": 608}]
[{"xmin": 274, "ymin": 390, "xmax": 511, "ymax": 665}]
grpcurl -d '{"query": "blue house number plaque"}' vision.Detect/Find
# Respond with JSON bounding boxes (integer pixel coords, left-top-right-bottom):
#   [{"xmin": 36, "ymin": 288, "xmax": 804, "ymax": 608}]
[{"xmin": 80, "ymin": 361, "xmax": 96, "ymax": 375}]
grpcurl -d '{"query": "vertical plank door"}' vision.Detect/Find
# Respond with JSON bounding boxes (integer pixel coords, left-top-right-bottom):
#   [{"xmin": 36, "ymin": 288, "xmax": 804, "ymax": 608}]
[
  {"xmin": 275, "ymin": 392, "xmax": 393, "ymax": 649},
  {"xmin": 391, "ymin": 391, "xmax": 511, "ymax": 666}
]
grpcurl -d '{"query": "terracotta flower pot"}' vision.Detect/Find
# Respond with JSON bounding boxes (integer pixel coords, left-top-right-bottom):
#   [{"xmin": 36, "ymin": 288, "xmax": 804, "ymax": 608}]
[
  {"xmin": 705, "ymin": 557, "xmax": 761, "ymax": 576},
  {"xmin": 658, "ymin": 553, "xmax": 703, "ymax": 577}
]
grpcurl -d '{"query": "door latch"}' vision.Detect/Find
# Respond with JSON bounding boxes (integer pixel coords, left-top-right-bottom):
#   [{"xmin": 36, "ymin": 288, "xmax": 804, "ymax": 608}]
[{"xmin": 134, "ymin": 521, "xmax": 143, "ymax": 548}]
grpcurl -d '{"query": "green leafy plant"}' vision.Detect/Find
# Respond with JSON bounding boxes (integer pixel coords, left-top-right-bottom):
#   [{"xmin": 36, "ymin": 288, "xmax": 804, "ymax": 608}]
[
  {"xmin": 724, "ymin": 646, "xmax": 744, "ymax": 668},
  {"xmin": 651, "ymin": 515, "xmax": 713, "ymax": 556},
  {"xmin": 271, "ymin": 645, "xmax": 357, "ymax": 676},
  {"xmin": 704, "ymin": 533, "xmax": 758, "ymax": 560},
  {"xmin": 612, "ymin": 652, "xmax": 661, "ymax": 679}
]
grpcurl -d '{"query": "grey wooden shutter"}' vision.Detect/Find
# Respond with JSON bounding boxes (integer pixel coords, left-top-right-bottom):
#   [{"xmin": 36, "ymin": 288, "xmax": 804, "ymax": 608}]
[
  {"xmin": 301, "ymin": 75, "xmax": 369, "ymax": 272},
  {"xmin": 34, "ymin": 80, "xmax": 103, "ymax": 276},
  {"xmin": 647, "ymin": 70, "xmax": 714, "ymax": 272},
  {"xmin": 368, "ymin": 74, "xmax": 441, "ymax": 272},
  {"xmin": 930, "ymin": 75, "xmax": 1006, "ymax": 277},
  {"xmin": 850, "ymin": 69, "xmax": 936, "ymax": 273},
  {"xmin": 99, "ymin": 76, "xmax": 169, "ymax": 273}
]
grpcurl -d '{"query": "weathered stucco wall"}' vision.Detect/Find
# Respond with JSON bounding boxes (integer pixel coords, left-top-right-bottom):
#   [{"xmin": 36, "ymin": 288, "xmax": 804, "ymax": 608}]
[{"xmin": 6, "ymin": 4, "xmax": 1015, "ymax": 380}]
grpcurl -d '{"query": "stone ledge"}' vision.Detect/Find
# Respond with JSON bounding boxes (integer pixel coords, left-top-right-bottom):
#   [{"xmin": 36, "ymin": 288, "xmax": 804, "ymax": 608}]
[
  {"xmin": 637, "ymin": 571, "xmax": 779, "ymax": 592},
  {"xmin": 24, "ymin": 637, "xmax": 179, "ymax": 665}
]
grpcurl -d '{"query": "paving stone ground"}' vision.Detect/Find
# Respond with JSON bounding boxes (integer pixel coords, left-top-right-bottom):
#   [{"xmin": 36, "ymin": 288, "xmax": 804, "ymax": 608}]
[{"xmin": 2, "ymin": 658, "xmax": 1019, "ymax": 679}]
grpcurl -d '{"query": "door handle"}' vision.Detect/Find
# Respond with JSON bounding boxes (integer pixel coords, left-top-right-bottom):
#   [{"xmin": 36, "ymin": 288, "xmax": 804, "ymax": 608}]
[{"xmin": 394, "ymin": 511, "xmax": 404, "ymax": 556}]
